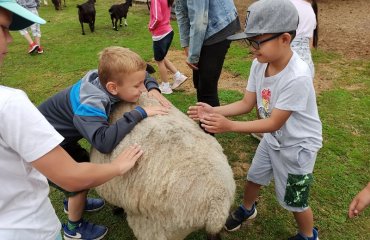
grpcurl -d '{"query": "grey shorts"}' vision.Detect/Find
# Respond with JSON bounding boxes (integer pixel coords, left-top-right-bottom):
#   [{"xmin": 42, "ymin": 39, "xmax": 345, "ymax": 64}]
[{"xmin": 247, "ymin": 137, "xmax": 317, "ymax": 212}]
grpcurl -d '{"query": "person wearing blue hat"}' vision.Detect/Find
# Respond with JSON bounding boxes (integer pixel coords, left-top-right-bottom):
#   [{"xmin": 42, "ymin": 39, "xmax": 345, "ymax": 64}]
[
  {"xmin": 0, "ymin": 1, "xmax": 143, "ymax": 239},
  {"xmin": 187, "ymin": 0, "xmax": 322, "ymax": 239}
]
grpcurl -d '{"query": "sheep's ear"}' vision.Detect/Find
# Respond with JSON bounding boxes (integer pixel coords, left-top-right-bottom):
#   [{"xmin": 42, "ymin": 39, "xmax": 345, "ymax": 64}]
[
  {"xmin": 106, "ymin": 81, "xmax": 118, "ymax": 95},
  {"xmin": 146, "ymin": 63, "xmax": 156, "ymax": 74}
]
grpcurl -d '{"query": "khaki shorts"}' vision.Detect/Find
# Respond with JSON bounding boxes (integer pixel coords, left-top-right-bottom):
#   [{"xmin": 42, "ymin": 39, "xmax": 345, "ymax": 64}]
[{"xmin": 247, "ymin": 137, "xmax": 317, "ymax": 212}]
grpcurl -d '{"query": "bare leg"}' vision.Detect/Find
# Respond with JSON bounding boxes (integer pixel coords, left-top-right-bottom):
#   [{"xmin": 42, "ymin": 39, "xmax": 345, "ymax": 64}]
[
  {"xmin": 22, "ymin": 32, "xmax": 34, "ymax": 45},
  {"xmin": 293, "ymin": 208, "xmax": 314, "ymax": 237},
  {"xmin": 163, "ymin": 58, "xmax": 178, "ymax": 75},
  {"xmin": 242, "ymin": 181, "xmax": 261, "ymax": 209},
  {"xmin": 68, "ymin": 190, "xmax": 88, "ymax": 221},
  {"xmin": 34, "ymin": 36, "xmax": 40, "ymax": 46},
  {"xmin": 157, "ymin": 60, "xmax": 169, "ymax": 83}
]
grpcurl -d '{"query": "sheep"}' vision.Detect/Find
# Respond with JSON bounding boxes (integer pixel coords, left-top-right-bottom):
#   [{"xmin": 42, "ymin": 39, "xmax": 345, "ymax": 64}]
[
  {"xmin": 77, "ymin": 0, "xmax": 96, "ymax": 35},
  {"xmin": 109, "ymin": 0, "xmax": 133, "ymax": 31},
  {"xmin": 90, "ymin": 93, "xmax": 236, "ymax": 240},
  {"xmin": 51, "ymin": 0, "xmax": 66, "ymax": 10}
]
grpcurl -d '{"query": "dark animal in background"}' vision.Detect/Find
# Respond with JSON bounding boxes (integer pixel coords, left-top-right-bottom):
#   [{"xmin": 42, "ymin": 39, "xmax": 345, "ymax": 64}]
[
  {"xmin": 51, "ymin": 0, "xmax": 66, "ymax": 10},
  {"xmin": 146, "ymin": 0, "xmax": 150, "ymax": 11},
  {"xmin": 109, "ymin": 0, "xmax": 133, "ymax": 31},
  {"xmin": 77, "ymin": 0, "xmax": 96, "ymax": 35}
]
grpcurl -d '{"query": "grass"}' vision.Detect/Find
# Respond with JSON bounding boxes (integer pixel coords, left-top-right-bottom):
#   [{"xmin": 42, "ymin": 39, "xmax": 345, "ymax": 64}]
[{"xmin": 1, "ymin": 0, "xmax": 369, "ymax": 239}]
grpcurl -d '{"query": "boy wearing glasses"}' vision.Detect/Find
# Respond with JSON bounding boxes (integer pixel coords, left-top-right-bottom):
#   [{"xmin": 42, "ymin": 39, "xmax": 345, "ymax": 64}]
[{"xmin": 187, "ymin": 0, "xmax": 322, "ymax": 239}]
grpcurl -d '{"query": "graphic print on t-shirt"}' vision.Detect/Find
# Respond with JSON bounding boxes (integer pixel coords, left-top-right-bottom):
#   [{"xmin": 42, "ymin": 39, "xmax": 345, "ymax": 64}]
[
  {"xmin": 258, "ymin": 88, "xmax": 282, "ymax": 138},
  {"xmin": 258, "ymin": 88, "xmax": 271, "ymax": 119}
]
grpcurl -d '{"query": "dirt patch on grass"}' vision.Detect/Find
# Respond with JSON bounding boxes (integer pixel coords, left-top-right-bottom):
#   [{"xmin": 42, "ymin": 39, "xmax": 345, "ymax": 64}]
[
  {"xmin": 149, "ymin": 50, "xmax": 248, "ymax": 94},
  {"xmin": 233, "ymin": 0, "xmax": 370, "ymax": 60}
]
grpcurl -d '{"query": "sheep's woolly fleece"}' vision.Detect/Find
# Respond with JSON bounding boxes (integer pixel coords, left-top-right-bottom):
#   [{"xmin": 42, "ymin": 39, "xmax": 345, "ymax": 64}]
[{"xmin": 90, "ymin": 93, "xmax": 236, "ymax": 240}]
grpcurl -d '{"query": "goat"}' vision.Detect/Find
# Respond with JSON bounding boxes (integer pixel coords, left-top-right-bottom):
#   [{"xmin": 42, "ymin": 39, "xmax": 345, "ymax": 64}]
[
  {"xmin": 109, "ymin": 0, "xmax": 133, "ymax": 31},
  {"xmin": 51, "ymin": 0, "xmax": 66, "ymax": 10},
  {"xmin": 77, "ymin": 0, "xmax": 96, "ymax": 35}
]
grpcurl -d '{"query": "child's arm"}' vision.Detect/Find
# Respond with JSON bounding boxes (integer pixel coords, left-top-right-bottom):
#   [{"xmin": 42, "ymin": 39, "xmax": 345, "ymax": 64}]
[
  {"xmin": 145, "ymin": 72, "xmax": 171, "ymax": 108},
  {"xmin": 74, "ymin": 106, "xmax": 167, "ymax": 154},
  {"xmin": 200, "ymin": 108, "xmax": 292, "ymax": 134},
  {"xmin": 144, "ymin": 72, "xmax": 160, "ymax": 92},
  {"xmin": 348, "ymin": 182, "xmax": 370, "ymax": 218},
  {"xmin": 188, "ymin": 90, "xmax": 256, "ymax": 120},
  {"xmin": 32, "ymin": 144, "xmax": 143, "ymax": 192},
  {"xmin": 148, "ymin": 0, "xmax": 162, "ymax": 31}
]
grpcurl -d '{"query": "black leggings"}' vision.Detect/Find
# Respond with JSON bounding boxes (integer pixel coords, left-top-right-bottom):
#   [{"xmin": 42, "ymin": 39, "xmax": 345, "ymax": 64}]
[{"xmin": 193, "ymin": 39, "xmax": 231, "ymax": 107}]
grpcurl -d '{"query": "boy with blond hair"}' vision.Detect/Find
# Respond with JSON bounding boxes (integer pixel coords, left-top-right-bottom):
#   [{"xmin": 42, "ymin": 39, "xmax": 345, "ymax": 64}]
[
  {"xmin": 188, "ymin": 0, "xmax": 322, "ymax": 239},
  {"xmin": 0, "ymin": 2, "xmax": 143, "ymax": 240},
  {"xmin": 38, "ymin": 46, "xmax": 169, "ymax": 240}
]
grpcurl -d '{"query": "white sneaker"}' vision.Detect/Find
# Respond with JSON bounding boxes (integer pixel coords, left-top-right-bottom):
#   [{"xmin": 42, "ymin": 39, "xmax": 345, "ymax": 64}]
[
  {"xmin": 171, "ymin": 73, "xmax": 188, "ymax": 90},
  {"xmin": 159, "ymin": 82, "xmax": 173, "ymax": 94}
]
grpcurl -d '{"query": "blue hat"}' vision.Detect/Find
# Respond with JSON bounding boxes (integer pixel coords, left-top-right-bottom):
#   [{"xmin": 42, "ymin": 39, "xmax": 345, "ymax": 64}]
[
  {"xmin": 228, "ymin": 0, "xmax": 299, "ymax": 41},
  {"xmin": 0, "ymin": 0, "xmax": 46, "ymax": 30}
]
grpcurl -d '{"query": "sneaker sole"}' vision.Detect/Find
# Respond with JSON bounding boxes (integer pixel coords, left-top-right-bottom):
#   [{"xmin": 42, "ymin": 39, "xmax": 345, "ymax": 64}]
[
  {"xmin": 224, "ymin": 208, "xmax": 257, "ymax": 232},
  {"xmin": 63, "ymin": 228, "xmax": 108, "ymax": 240},
  {"xmin": 64, "ymin": 203, "xmax": 106, "ymax": 214},
  {"xmin": 28, "ymin": 46, "xmax": 39, "ymax": 54},
  {"xmin": 171, "ymin": 77, "xmax": 188, "ymax": 90}
]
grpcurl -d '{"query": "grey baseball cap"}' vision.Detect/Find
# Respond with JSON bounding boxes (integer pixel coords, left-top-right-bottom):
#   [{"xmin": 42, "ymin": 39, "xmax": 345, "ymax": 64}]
[{"xmin": 228, "ymin": 0, "xmax": 299, "ymax": 41}]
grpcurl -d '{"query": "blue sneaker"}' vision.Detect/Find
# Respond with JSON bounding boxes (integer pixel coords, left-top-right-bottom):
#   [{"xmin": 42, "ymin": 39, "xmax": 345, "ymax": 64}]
[
  {"xmin": 64, "ymin": 198, "xmax": 105, "ymax": 213},
  {"xmin": 224, "ymin": 203, "xmax": 257, "ymax": 232},
  {"xmin": 288, "ymin": 227, "xmax": 319, "ymax": 240},
  {"xmin": 63, "ymin": 220, "xmax": 108, "ymax": 240}
]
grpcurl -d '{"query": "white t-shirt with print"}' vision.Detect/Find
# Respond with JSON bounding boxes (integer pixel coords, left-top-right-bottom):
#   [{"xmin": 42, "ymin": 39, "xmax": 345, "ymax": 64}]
[
  {"xmin": 0, "ymin": 86, "xmax": 63, "ymax": 240},
  {"xmin": 290, "ymin": 0, "xmax": 316, "ymax": 38},
  {"xmin": 246, "ymin": 52, "xmax": 322, "ymax": 151}
]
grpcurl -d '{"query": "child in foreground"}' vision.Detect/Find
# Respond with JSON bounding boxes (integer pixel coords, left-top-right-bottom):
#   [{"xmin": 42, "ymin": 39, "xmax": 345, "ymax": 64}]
[{"xmin": 188, "ymin": 0, "xmax": 322, "ymax": 239}]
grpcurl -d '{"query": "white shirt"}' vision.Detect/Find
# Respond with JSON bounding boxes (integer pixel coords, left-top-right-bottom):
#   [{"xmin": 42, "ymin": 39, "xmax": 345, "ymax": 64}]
[
  {"xmin": 0, "ymin": 86, "xmax": 63, "ymax": 240},
  {"xmin": 246, "ymin": 52, "xmax": 322, "ymax": 151},
  {"xmin": 290, "ymin": 0, "xmax": 316, "ymax": 38}
]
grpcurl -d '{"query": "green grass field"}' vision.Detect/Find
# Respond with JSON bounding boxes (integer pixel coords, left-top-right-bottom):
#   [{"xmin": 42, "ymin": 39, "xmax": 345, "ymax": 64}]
[{"xmin": 0, "ymin": 1, "xmax": 369, "ymax": 239}]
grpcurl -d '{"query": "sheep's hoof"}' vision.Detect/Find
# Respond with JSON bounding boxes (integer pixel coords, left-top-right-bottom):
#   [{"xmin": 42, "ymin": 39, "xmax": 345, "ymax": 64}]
[
  {"xmin": 115, "ymin": 29, "xmax": 118, "ymax": 31},
  {"xmin": 82, "ymin": 33, "xmax": 85, "ymax": 35},
  {"xmin": 206, "ymin": 233, "xmax": 221, "ymax": 240},
  {"xmin": 119, "ymin": 24, "xmax": 122, "ymax": 27}
]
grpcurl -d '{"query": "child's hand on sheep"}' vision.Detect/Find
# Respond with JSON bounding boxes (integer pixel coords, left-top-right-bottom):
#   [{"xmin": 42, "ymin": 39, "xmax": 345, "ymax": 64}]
[
  {"xmin": 143, "ymin": 106, "xmax": 169, "ymax": 117},
  {"xmin": 112, "ymin": 144, "xmax": 143, "ymax": 174},
  {"xmin": 199, "ymin": 113, "xmax": 232, "ymax": 134},
  {"xmin": 187, "ymin": 102, "xmax": 214, "ymax": 121}
]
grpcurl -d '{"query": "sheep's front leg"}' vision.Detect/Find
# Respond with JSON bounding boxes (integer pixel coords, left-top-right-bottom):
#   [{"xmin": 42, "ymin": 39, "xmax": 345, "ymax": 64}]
[
  {"xmin": 111, "ymin": 17, "xmax": 115, "ymax": 29},
  {"xmin": 119, "ymin": 18, "xmax": 122, "ymax": 27},
  {"xmin": 114, "ymin": 19, "xmax": 119, "ymax": 31},
  {"xmin": 80, "ymin": 22, "xmax": 85, "ymax": 35}
]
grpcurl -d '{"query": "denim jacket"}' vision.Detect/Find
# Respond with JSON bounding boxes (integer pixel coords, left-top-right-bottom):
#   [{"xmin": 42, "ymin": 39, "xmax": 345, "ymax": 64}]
[{"xmin": 175, "ymin": 0, "xmax": 238, "ymax": 64}]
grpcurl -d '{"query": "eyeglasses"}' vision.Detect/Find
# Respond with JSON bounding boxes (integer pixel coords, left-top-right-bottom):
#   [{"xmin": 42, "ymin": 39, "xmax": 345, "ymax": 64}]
[{"xmin": 243, "ymin": 33, "xmax": 284, "ymax": 50}]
